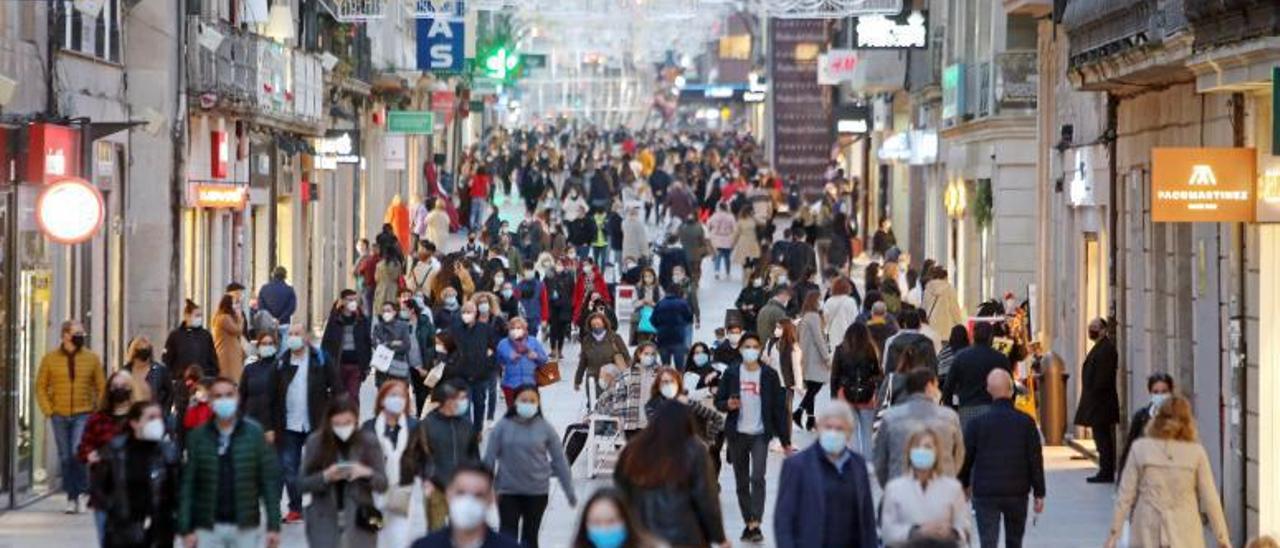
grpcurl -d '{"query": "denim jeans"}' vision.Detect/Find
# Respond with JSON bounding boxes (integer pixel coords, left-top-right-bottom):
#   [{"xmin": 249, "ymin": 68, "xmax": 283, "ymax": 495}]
[
  {"xmin": 727, "ymin": 433, "xmax": 770, "ymax": 524},
  {"xmin": 575, "ymin": 245, "xmax": 590, "ymax": 260},
  {"xmin": 278, "ymin": 430, "xmax": 308, "ymax": 513},
  {"xmin": 196, "ymin": 524, "xmax": 261, "ymax": 548},
  {"xmin": 591, "ymin": 246, "xmax": 608, "ymax": 268},
  {"xmin": 974, "ymin": 496, "xmax": 1029, "ymax": 548},
  {"xmin": 853, "ymin": 407, "xmax": 876, "ymax": 456},
  {"xmin": 50, "ymin": 413, "xmax": 89, "ymax": 500},
  {"xmin": 469, "ymin": 380, "xmax": 490, "ymax": 430},
  {"xmin": 715, "ymin": 248, "xmax": 732, "ymax": 275},
  {"xmin": 659, "ymin": 343, "xmax": 688, "ymax": 370},
  {"xmin": 470, "ymin": 201, "xmax": 487, "ymax": 231}
]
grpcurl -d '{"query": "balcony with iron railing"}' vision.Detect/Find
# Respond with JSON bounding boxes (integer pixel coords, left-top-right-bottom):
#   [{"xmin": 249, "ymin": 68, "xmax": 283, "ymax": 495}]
[
  {"xmin": 942, "ymin": 49, "xmax": 1037, "ymax": 128},
  {"xmin": 994, "ymin": 50, "xmax": 1037, "ymax": 113},
  {"xmin": 187, "ymin": 16, "xmax": 326, "ymax": 134}
]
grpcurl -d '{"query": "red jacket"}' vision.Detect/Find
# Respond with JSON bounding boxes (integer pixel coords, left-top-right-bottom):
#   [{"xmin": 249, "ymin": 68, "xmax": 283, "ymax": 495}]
[
  {"xmin": 572, "ymin": 268, "xmax": 611, "ymax": 323},
  {"xmin": 470, "ymin": 173, "xmax": 491, "ymax": 199},
  {"xmin": 183, "ymin": 401, "xmax": 213, "ymax": 431}
]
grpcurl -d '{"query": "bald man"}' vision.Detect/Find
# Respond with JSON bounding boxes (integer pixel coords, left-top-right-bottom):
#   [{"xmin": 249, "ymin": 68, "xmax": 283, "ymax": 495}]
[
  {"xmin": 1074, "ymin": 317, "xmax": 1119, "ymax": 483},
  {"xmin": 959, "ymin": 368, "xmax": 1045, "ymax": 548}
]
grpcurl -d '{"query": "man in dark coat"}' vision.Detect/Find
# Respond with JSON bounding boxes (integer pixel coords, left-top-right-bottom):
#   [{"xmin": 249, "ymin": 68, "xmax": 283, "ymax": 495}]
[{"xmin": 1074, "ymin": 317, "xmax": 1120, "ymax": 483}]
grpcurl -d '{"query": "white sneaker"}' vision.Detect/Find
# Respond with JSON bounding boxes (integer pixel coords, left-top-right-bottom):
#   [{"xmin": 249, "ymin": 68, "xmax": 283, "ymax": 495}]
[
  {"xmin": 78, "ymin": 496, "xmax": 87, "ymax": 514},
  {"xmin": 64, "ymin": 499, "xmax": 78, "ymax": 514}
]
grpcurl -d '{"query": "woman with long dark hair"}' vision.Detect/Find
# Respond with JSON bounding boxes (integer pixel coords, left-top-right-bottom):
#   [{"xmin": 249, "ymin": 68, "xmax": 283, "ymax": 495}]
[
  {"xmin": 831, "ymin": 322, "xmax": 882, "ymax": 455},
  {"xmin": 572, "ymin": 488, "xmax": 666, "ymax": 548},
  {"xmin": 936, "ymin": 324, "xmax": 970, "ymax": 388},
  {"xmin": 615, "ymin": 401, "xmax": 726, "ymax": 547},
  {"xmin": 89, "ymin": 401, "xmax": 179, "ymax": 548},
  {"xmin": 299, "ymin": 397, "xmax": 388, "ymax": 548}
]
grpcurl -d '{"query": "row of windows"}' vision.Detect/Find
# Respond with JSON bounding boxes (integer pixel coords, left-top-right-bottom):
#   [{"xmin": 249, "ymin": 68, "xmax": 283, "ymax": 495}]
[{"xmin": 56, "ymin": 0, "xmax": 122, "ymax": 63}]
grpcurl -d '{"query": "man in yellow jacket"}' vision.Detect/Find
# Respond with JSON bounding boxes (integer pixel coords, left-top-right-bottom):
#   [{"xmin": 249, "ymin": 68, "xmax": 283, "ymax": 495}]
[{"xmin": 35, "ymin": 319, "xmax": 104, "ymax": 514}]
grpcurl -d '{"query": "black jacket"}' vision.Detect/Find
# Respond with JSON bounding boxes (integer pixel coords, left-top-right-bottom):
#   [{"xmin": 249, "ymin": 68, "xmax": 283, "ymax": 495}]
[
  {"xmin": 1119, "ymin": 404, "xmax": 1155, "ymax": 478},
  {"xmin": 91, "ymin": 435, "xmax": 180, "ymax": 548},
  {"xmin": 614, "ymin": 439, "xmax": 726, "ymax": 546},
  {"xmin": 783, "ymin": 241, "xmax": 817, "ymax": 281},
  {"xmin": 419, "ymin": 411, "xmax": 480, "ymax": 488},
  {"xmin": 1074, "ymin": 337, "xmax": 1120, "ymax": 427},
  {"xmin": 412, "ymin": 527, "xmax": 520, "ymax": 548},
  {"xmin": 942, "ymin": 344, "xmax": 1012, "ymax": 409},
  {"xmin": 546, "ymin": 272, "xmax": 576, "ymax": 322},
  {"xmin": 656, "ymin": 246, "xmax": 690, "ymax": 289},
  {"xmin": 959, "ymin": 399, "xmax": 1045, "ymax": 499},
  {"xmin": 274, "ymin": 347, "xmax": 341, "ymax": 434},
  {"xmin": 446, "ymin": 321, "xmax": 497, "ymax": 383},
  {"xmin": 163, "ymin": 324, "xmax": 219, "ymax": 379},
  {"xmin": 320, "ymin": 311, "xmax": 372, "ymax": 369},
  {"xmin": 715, "ymin": 363, "xmax": 791, "ymax": 446},
  {"xmin": 135, "ymin": 362, "xmax": 175, "ymax": 416},
  {"xmin": 240, "ymin": 356, "xmax": 280, "ymax": 433},
  {"xmin": 830, "ymin": 345, "xmax": 881, "ymax": 404}
]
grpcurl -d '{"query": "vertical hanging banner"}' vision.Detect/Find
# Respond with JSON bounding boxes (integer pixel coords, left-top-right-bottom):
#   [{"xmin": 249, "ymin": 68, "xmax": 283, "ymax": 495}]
[
  {"xmin": 770, "ymin": 19, "xmax": 832, "ymax": 194},
  {"xmin": 416, "ymin": 1, "xmax": 466, "ymax": 74}
]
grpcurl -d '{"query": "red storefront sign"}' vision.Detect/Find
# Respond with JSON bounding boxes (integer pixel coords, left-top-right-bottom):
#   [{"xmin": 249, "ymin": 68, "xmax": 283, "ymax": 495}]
[
  {"xmin": 26, "ymin": 123, "xmax": 81, "ymax": 183},
  {"xmin": 211, "ymin": 130, "xmax": 229, "ymax": 179}
]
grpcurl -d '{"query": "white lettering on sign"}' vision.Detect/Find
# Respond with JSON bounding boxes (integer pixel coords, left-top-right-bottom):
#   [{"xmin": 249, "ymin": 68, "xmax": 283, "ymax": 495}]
[
  {"xmin": 45, "ymin": 148, "xmax": 66, "ymax": 176},
  {"xmin": 856, "ymin": 11, "xmax": 927, "ymax": 49},
  {"xmin": 1188, "ymin": 165, "xmax": 1217, "ymax": 186}
]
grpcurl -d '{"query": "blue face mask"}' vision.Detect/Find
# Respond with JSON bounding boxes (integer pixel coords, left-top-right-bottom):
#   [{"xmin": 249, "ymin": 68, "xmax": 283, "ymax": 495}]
[
  {"xmin": 740, "ymin": 348, "xmax": 761, "ymax": 363},
  {"xmin": 909, "ymin": 447, "xmax": 937, "ymax": 470},
  {"xmin": 693, "ymin": 353, "xmax": 710, "ymax": 366},
  {"xmin": 212, "ymin": 398, "xmax": 238, "ymax": 420},
  {"xmin": 516, "ymin": 401, "xmax": 539, "ymax": 419},
  {"xmin": 818, "ymin": 428, "xmax": 847, "ymax": 455},
  {"xmin": 586, "ymin": 525, "xmax": 628, "ymax": 548},
  {"xmin": 454, "ymin": 398, "xmax": 470, "ymax": 417}
]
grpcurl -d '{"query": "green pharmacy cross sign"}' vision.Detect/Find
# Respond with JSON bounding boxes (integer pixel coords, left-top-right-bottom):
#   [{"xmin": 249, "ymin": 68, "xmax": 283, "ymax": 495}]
[{"xmin": 388, "ymin": 111, "xmax": 434, "ymax": 135}]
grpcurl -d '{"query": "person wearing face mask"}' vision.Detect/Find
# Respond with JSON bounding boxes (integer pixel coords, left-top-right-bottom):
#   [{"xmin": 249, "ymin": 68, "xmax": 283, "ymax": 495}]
[
  {"xmin": 435, "ymin": 286, "xmax": 463, "ymax": 329},
  {"xmin": 274, "ymin": 323, "xmax": 342, "ymax": 524},
  {"xmin": 37, "ymin": 319, "xmax": 106, "ymax": 514},
  {"xmin": 498, "ymin": 281, "xmax": 522, "ymax": 319},
  {"xmin": 299, "ymin": 397, "xmax": 388, "ymax": 548},
  {"xmin": 644, "ymin": 367, "xmax": 724, "ymax": 448},
  {"xmin": 124, "ymin": 335, "xmax": 174, "ymax": 417},
  {"xmin": 734, "ymin": 276, "xmax": 767, "ymax": 337},
  {"xmin": 714, "ymin": 334, "xmax": 792, "ymax": 543},
  {"xmin": 164, "ymin": 299, "xmax": 220, "ymax": 379},
  {"xmin": 239, "ymin": 332, "xmax": 282, "ymax": 444},
  {"xmin": 373, "ymin": 301, "xmax": 424, "ymax": 386},
  {"xmin": 515, "ymin": 268, "xmax": 549, "ymax": 338},
  {"xmin": 447, "ymin": 302, "xmax": 499, "ymax": 430},
  {"xmin": 417, "ymin": 381, "xmax": 482, "ymax": 533},
  {"xmin": 576, "ymin": 313, "xmax": 631, "ymax": 408},
  {"xmin": 649, "ymin": 284, "xmax": 695, "ymax": 369},
  {"xmin": 322, "ymin": 289, "xmax": 374, "ymax": 405},
  {"xmin": 755, "ymin": 287, "xmax": 791, "ymax": 344},
  {"xmin": 1118, "ymin": 372, "xmax": 1175, "ymax": 481},
  {"xmin": 497, "ymin": 318, "xmax": 550, "ymax": 407},
  {"xmin": 90, "ymin": 401, "xmax": 180, "ymax": 548},
  {"xmin": 593, "ymin": 345, "xmax": 652, "ymax": 439},
  {"xmin": 731, "ymin": 208, "xmax": 762, "ymax": 278},
  {"xmin": 571, "ymin": 259, "xmax": 612, "ymax": 324},
  {"xmin": 78, "ymin": 370, "xmax": 138, "ymax": 540},
  {"xmin": 472, "ymin": 293, "xmax": 510, "ymax": 423},
  {"xmin": 177, "ymin": 377, "xmax": 282, "ymax": 548},
  {"xmin": 712, "ymin": 325, "xmax": 745, "ymax": 368},
  {"xmin": 571, "ymin": 488, "xmax": 665, "ymax": 548},
  {"xmin": 879, "ymin": 428, "xmax": 973, "ymax": 546},
  {"xmin": 774, "ymin": 401, "xmax": 878, "ymax": 548},
  {"xmin": 212, "ymin": 293, "xmax": 248, "ymax": 382},
  {"xmin": 483, "ymin": 385, "xmax": 577, "ymax": 546},
  {"xmin": 683, "ymin": 342, "xmax": 729, "ymax": 476},
  {"xmin": 362, "ymin": 380, "xmax": 424, "ymax": 547},
  {"xmin": 545, "ymin": 260, "xmax": 577, "ymax": 359},
  {"xmin": 412, "ymin": 462, "xmax": 521, "ymax": 548},
  {"xmin": 873, "ymin": 368, "xmax": 964, "ymax": 487},
  {"xmin": 1074, "ymin": 317, "xmax": 1120, "ymax": 483}
]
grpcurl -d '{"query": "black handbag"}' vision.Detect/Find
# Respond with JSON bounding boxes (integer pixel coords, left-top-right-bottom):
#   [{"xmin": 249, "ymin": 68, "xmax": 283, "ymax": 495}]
[{"xmin": 356, "ymin": 503, "xmax": 385, "ymax": 532}]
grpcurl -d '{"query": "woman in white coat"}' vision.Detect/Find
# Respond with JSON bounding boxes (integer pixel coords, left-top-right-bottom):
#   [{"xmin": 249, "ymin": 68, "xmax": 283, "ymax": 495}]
[
  {"xmin": 822, "ymin": 276, "xmax": 861, "ymax": 354},
  {"xmin": 360, "ymin": 380, "xmax": 422, "ymax": 547},
  {"xmin": 880, "ymin": 428, "xmax": 973, "ymax": 547}
]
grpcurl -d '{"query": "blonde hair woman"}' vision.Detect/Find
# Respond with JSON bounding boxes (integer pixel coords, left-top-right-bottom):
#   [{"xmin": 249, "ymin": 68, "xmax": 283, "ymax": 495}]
[
  {"xmin": 1105, "ymin": 395, "xmax": 1230, "ymax": 548},
  {"xmin": 879, "ymin": 428, "xmax": 972, "ymax": 546}
]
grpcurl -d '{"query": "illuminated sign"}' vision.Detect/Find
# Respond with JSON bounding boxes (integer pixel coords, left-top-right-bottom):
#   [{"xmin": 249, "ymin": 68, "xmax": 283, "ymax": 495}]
[
  {"xmin": 192, "ymin": 183, "xmax": 248, "ymax": 209},
  {"xmin": 27, "ymin": 123, "xmax": 81, "ymax": 183},
  {"xmin": 837, "ymin": 119, "xmax": 868, "ymax": 134},
  {"xmin": 36, "ymin": 177, "xmax": 104, "ymax": 244},
  {"xmin": 853, "ymin": 11, "xmax": 928, "ymax": 49},
  {"xmin": 704, "ymin": 86, "xmax": 736, "ymax": 99},
  {"xmin": 315, "ymin": 129, "xmax": 361, "ymax": 169},
  {"xmin": 1152, "ymin": 148, "xmax": 1255, "ymax": 222},
  {"xmin": 744, "ymin": 90, "xmax": 767, "ymax": 103},
  {"xmin": 1258, "ymin": 166, "xmax": 1280, "ymax": 222},
  {"xmin": 211, "ymin": 130, "xmax": 229, "ymax": 179},
  {"xmin": 817, "ymin": 50, "xmax": 859, "ymax": 85}
]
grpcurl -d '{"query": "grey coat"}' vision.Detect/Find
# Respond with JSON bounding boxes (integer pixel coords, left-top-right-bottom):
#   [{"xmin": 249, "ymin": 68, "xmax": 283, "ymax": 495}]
[
  {"xmin": 299, "ymin": 430, "xmax": 389, "ymax": 548},
  {"xmin": 372, "ymin": 319, "xmax": 421, "ymax": 378},
  {"xmin": 872, "ymin": 393, "xmax": 965, "ymax": 486},
  {"xmin": 482, "ymin": 415, "xmax": 577, "ymax": 504},
  {"xmin": 798, "ymin": 311, "xmax": 830, "ymax": 383}
]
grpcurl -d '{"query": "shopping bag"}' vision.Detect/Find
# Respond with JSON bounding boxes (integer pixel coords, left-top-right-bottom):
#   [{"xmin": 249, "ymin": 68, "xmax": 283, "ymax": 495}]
[{"xmin": 371, "ymin": 345, "xmax": 395, "ymax": 373}]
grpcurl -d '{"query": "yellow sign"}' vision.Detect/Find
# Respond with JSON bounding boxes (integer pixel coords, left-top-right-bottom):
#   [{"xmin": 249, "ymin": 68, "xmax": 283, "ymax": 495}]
[{"xmin": 1151, "ymin": 148, "xmax": 1255, "ymax": 223}]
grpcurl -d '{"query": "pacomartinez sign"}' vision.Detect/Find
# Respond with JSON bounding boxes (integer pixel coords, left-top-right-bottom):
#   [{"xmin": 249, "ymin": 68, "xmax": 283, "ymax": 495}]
[
  {"xmin": 771, "ymin": 19, "xmax": 831, "ymax": 194},
  {"xmin": 1151, "ymin": 147, "xmax": 1255, "ymax": 223}
]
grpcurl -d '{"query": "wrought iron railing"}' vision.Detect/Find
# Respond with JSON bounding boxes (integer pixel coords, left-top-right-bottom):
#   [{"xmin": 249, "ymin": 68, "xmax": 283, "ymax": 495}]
[{"xmin": 995, "ymin": 50, "xmax": 1037, "ymax": 112}]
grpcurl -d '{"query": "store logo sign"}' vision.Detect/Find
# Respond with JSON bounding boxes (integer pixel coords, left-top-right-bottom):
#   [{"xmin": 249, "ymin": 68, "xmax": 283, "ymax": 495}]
[{"xmin": 1152, "ymin": 148, "xmax": 1255, "ymax": 222}]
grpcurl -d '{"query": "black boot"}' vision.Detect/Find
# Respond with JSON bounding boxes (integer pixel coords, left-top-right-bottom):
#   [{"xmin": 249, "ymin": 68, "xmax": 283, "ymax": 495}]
[{"xmin": 792, "ymin": 409, "xmax": 804, "ymax": 429}]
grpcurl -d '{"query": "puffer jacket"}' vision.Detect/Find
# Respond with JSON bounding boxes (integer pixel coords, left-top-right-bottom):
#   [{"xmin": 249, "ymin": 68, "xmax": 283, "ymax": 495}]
[
  {"xmin": 923, "ymin": 279, "xmax": 965, "ymax": 335},
  {"xmin": 615, "ymin": 439, "xmax": 726, "ymax": 547},
  {"xmin": 177, "ymin": 419, "xmax": 281, "ymax": 533},
  {"xmin": 36, "ymin": 347, "xmax": 105, "ymax": 417},
  {"xmin": 419, "ymin": 411, "xmax": 480, "ymax": 489},
  {"xmin": 706, "ymin": 210, "xmax": 736, "ymax": 250},
  {"xmin": 92, "ymin": 435, "xmax": 180, "ymax": 548}
]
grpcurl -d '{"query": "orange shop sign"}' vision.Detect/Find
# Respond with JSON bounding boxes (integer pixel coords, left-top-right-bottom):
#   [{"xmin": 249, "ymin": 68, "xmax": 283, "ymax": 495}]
[
  {"xmin": 1151, "ymin": 148, "xmax": 1255, "ymax": 223},
  {"xmin": 191, "ymin": 183, "xmax": 247, "ymax": 209}
]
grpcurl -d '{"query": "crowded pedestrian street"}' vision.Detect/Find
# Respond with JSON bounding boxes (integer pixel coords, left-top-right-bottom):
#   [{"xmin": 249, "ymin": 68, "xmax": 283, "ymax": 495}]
[{"xmin": 3, "ymin": 1, "xmax": 1280, "ymax": 548}]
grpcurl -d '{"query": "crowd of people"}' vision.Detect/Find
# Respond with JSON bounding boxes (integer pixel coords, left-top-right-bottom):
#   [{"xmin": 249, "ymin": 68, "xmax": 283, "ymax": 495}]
[{"xmin": 32, "ymin": 125, "xmax": 1252, "ymax": 548}]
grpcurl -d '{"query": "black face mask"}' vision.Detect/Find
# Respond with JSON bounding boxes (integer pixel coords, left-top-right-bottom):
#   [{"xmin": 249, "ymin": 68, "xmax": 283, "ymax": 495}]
[
  {"xmin": 109, "ymin": 387, "xmax": 132, "ymax": 404},
  {"xmin": 71, "ymin": 333, "xmax": 87, "ymax": 349},
  {"xmin": 135, "ymin": 347, "xmax": 153, "ymax": 362}
]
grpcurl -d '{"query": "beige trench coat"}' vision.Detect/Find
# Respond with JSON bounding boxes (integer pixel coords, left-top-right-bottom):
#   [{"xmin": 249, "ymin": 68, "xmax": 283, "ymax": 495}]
[
  {"xmin": 731, "ymin": 216, "xmax": 761, "ymax": 264},
  {"xmin": 1108, "ymin": 438, "xmax": 1230, "ymax": 548}
]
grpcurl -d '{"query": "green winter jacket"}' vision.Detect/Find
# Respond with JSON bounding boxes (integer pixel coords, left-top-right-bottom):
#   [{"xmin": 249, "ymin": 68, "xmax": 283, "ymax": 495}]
[{"xmin": 177, "ymin": 418, "xmax": 282, "ymax": 534}]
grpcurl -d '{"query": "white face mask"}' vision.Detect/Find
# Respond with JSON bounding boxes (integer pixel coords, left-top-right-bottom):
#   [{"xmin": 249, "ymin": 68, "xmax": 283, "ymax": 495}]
[
  {"xmin": 139, "ymin": 418, "xmax": 166, "ymax": 441},
  {"xmin": 462, "ymin": 312, "xmax": 476, "ymax": 324},
  {"xmin": 448, "ymin": 494, "xmax": 488, "ymax": 530},
  {"xmin": 383, "ymin": 396, "xmax": 406, "ymax": 416},
  {"xmin": 510, "ymin": 328, "xmax": 526, "ymax": 339},
  {"xmin": 345, "ymin": 300, "xmax": 359, "ymax": 313},
  {"xmin": 382, "ymin": 311, "xmax": 396, "ymax": 323},
  {"xmin": 333, "ymin": 424, "xmax": 355, "ymax": 441},
  {"xmin": 189, "ymin": 315, "xmax": 204, "ymax": 328},
  {"xmin": 660, "ymin": 382, "xmax": 678, "ymax": 399}
]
